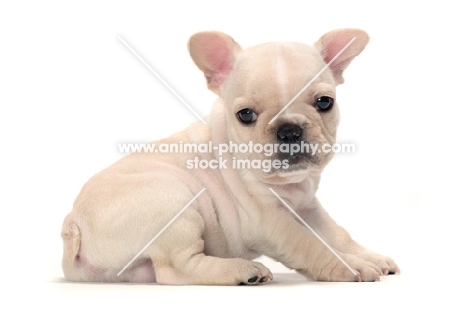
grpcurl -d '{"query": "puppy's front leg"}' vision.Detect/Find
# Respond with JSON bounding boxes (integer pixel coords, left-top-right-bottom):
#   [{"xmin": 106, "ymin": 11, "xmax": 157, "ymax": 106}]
[
  {"xmin": 249, "ymin": 201, "xmax": 381, "ymax": 282},
  {"xmin": 299, "ymin": 198, "xmax": 399, "ymax": 276}
]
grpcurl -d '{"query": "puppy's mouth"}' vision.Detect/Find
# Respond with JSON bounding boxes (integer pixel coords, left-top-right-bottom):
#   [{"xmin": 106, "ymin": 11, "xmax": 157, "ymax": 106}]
[
  {"xmin": 279, "ymin": 152, "xmax": 318, "ymax": 172},
  {"xmin": 261, "ymin": 152, "xmax": 319, "ymax": 184},
  {"xmin": 287, "ymin": 154, "xmax": 313, "ymax": 165}
]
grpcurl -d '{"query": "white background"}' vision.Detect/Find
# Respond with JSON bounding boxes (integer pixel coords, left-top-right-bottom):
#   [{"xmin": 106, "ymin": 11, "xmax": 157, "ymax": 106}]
[{"xmin": 1, "ymin": 1, "xmax": 467, "ymax": 309}]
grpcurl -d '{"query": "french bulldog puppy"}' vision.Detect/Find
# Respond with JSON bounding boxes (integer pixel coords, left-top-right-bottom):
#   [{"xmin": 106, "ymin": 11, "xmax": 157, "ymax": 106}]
[{"xmin": 61, "ymin": 29, "xmax": 399, "ymax": 285}]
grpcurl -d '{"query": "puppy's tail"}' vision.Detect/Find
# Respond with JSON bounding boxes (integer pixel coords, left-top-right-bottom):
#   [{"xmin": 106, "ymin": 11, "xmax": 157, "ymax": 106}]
[{"xmin": 61, "ymin": 218, "xmax": 81, "ymax": 267}]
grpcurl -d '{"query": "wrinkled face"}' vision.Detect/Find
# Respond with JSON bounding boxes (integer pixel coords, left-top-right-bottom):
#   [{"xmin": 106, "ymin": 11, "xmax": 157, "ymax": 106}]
[{"xmin": 222, "ymin": 43, "xmax": 340, "ymax": 180}]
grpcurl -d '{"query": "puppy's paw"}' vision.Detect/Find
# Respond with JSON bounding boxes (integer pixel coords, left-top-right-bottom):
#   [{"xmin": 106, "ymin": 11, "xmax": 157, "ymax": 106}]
[
  {"xmin": 308, "ymin": 253, "xmax": 383, "ymax": 282},
  {"xmin": 358, "ymin": 250, "xmax": 400, "ymax": 275},
  {"xmin": 238, "ymin": 261, "xmax": 273, "ymax": 285},
  {"xmin": 350, "ymin": 258, "xmax": 384, "ymax": 282}
]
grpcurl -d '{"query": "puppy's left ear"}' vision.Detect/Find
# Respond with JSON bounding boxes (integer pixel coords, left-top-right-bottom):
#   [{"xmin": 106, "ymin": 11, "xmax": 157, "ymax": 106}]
[
  {"xmin": 188, "ymin": 31, "xmax": 242, "ymax": 95},
  {"xmin": 314, "ymin": 29, "xmax": 369, "ymax": 85}
]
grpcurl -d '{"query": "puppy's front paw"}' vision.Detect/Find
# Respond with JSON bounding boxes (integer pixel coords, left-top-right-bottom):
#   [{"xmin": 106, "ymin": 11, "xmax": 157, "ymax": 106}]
[
  {"xmin": 327, "ymin": 252, "xmax": 401, "ymax": 282},
  {"xmin": 348, "ymin": 256, "xmax": 384, "ymax": 282},
  {"xmin": 306, "ymin": 253, "xmax": 384, "ymax": 282},
  {"xmin": 358, "ymin": 250, "xmax": 400, "ymax": 275},
  {"xmin": 238, "ymin": 261, "xmax": 273, "ymax": 285}
]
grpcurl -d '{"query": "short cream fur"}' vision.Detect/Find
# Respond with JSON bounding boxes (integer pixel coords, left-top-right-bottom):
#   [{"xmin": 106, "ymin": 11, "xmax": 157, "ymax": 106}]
[{"xmin": 61, "ymin": 29, "xmax": 398, "ymax": 284}]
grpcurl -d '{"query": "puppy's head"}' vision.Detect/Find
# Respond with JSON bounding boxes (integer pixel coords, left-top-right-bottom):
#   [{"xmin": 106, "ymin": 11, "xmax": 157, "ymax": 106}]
[{"xmin": 189, "ymin": 29, "xmax": 369, "ymax": 182}]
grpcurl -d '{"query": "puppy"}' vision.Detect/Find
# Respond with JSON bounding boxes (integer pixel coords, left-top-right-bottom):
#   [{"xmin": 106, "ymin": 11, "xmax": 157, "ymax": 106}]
[{"xmin": 61, "ymin": 29, "xmax": 399, "ymax": 285}]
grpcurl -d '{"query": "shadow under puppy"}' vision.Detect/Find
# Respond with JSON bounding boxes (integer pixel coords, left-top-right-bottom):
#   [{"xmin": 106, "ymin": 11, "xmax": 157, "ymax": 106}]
[{"xmin": 61, "ymin": 29, "xmax": 399, "ymax": 284}]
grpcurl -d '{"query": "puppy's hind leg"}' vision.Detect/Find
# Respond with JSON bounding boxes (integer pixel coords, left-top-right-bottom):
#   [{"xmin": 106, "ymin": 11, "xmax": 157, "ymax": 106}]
[
  {"xmin": 148, "ymin": 209, "xmax": 272, "ymax": 285},
  {"xmin": 154, "ymin": 252, "xmax": 272, "ymax": 285}
]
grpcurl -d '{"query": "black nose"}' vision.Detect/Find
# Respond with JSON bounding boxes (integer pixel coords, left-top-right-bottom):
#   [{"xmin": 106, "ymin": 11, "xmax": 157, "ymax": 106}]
[{"xmin": 277, "ymin": 124, "xmax": 303, "ymax": 144}]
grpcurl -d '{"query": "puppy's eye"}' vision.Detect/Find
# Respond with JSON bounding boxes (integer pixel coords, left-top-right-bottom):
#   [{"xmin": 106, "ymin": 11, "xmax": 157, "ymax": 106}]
[
  {"xmin": 237, "ymin": 108, "xmax": 258, "ymax": 124},
  {"xmin": 316, "ymin": 96, "xmax": 334, "ymax": 112}
]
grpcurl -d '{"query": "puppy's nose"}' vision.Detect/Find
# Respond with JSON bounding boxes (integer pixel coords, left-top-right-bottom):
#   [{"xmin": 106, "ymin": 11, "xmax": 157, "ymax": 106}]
[{"xmin": 277, "ymin": 124, "xmax": 303, "ymax": 143}]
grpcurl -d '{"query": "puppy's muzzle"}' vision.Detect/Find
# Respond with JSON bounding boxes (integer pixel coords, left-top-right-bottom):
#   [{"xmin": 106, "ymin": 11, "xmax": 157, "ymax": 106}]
[{"xmin": 275, "ymin": 123, "xmax": 313, "ymax": 166}]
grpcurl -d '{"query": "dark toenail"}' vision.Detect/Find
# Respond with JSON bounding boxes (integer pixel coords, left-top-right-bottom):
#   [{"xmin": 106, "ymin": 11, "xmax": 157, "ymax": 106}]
[{"xmin": 248, "ymin": 276, "xmax": 258, "ymax": 283}]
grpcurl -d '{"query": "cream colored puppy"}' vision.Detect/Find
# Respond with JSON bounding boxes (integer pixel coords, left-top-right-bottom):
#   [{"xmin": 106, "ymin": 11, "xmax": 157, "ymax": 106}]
[{"xmin": 61, "ymin": 29, "xmax": 399, "ymax": 285}]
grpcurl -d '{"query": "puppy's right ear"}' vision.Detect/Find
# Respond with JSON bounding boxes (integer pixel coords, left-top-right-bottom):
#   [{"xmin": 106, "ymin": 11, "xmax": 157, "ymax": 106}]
[{"xmin": 188, "ymin": 31, "xmax": 242, "ymax": 95}]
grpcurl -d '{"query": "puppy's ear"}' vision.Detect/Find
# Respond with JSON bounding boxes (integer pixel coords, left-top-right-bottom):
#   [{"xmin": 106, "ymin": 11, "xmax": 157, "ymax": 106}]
[
  {"xmin": 314, "ymin": 29, "xmax": 369, "ymax": 85},
  {"xmin": 188, "ymin": 31, "xmax": 242, "ymax": 95}
]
